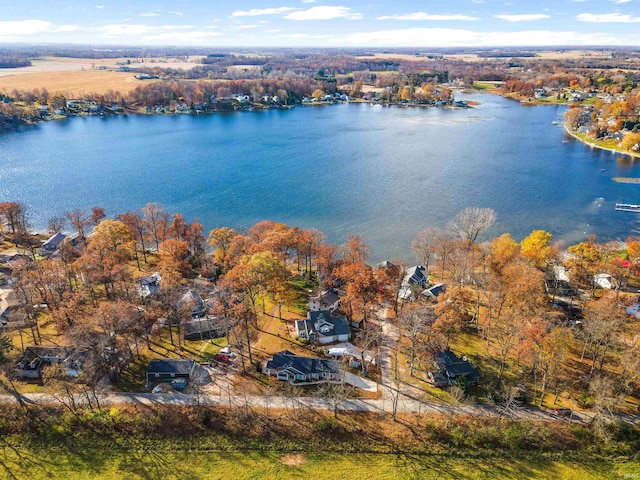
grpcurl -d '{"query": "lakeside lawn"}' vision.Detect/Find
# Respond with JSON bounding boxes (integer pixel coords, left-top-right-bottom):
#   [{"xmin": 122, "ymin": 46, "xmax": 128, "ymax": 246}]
[{"xmin": 0, "ymin": 444, "xmax": 637, "ymax": 480}]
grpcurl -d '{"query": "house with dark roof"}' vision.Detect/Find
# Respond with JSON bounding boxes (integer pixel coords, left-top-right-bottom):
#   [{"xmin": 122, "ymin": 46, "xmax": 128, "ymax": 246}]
[
  {"xmin": 421, "ymin": 283, "xmax": 446, "ymax": 302},
  {"xmin": 183, "ymin": 316, "xmax": 227, "ymax": 341},
  {"xmin": 146, "ymin": 358, "xmax": 196, "ymax": 385},
  {"xmin": 399, "ymin": 265, "xmax": 429, "ymax": 300},
  {"xmin": 425, "ymin": 349, "xmax": 480, "ymax": 388},
  {"xmin": 295, "ymin": 310, "xmax": 351, "ymax": 344},
  {"xmin": 309, "ymin": 289, "xmax": 340, "ymax": 312},
  {"xmin": 40, "ymin": 232, "xmax": 66, "ymax": 256},
  {"xmin": 16, "ymin": 346, "xmax": 75, "ymax": 379},
  {"xmin": 263, "ymin": 350, "xmax": 342, "ymax": 385}
]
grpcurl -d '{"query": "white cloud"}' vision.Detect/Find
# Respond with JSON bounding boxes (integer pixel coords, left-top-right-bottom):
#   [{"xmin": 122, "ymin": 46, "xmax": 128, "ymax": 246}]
[
  {"xmin": 169, "ymin": 11, "xmax": 184, "ymax": 17},
  {"xmin": 577, "ymin": 12, "xmax": 640, "ymax": 22},
  {"xmin": 610, "ymin": 0, "xmax": 631, "ymax": 3},
  {"xmin": 98, "ymin": 24, "xmax": 151, "ymax": 36},
  {"xmin": 472, "ymin": 0, "xmax": 485, "ymax": 3},
  {"xmin": 494, "ymin": 14, "xmax": 550, "ymax": 22},
  {"xmin": 301, "ymin": 0, "xmax": 315, "ymax": 3},
  {"xmin": 96, "ymin": 5, "xmax": 105, "ymax": 9},
  {"xmin": 235, "ymin": 24, "xmax": 260, "ymax": 29},
  {"xmin": 140, "ymin": 13, "xmax": 159, "ymax": 17},
  {"xmin": 56, "ymin": 25, "xmax": 80, "ymax": 32},
  {"xmin": 340, "ymin": 27, "xmax": 631, "ymax": 47},
  {"xmin": 0, "ymin": 19, "xmax": 51, "ymax": 36},
  {"xmin": 285, "ymin": 6, "xmax": 361, "ymax": 20},
  {"xmin": 232, "ymin": 7, "xmax": 293, "ymax": 17},
  {"xmin": 266, "ymin": 29, "xmax": 283, "ymax": 32},
  {"xmin": 377, "ymin": 13, "xmax": 479, "ymax": 21}
]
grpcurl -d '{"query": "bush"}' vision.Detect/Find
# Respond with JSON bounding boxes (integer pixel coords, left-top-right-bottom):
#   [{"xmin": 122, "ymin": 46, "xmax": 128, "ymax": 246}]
[
  {"xmin": 314, "ymin": 417, "xmax": 339, "ymax": 433},
  {"xmin": 576, "ymin": 393, "xmax": 594, "ymax": 409}
]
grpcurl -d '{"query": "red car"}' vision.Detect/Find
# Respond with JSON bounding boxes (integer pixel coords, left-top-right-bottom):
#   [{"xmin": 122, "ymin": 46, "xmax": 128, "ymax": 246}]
[
  {"xmin": 554, "ymin": 408, "xmax": 572, "ymax": 418},
  {"xmin": 214, "ymin": 353, "xmax": 231, "ymax": 363}
]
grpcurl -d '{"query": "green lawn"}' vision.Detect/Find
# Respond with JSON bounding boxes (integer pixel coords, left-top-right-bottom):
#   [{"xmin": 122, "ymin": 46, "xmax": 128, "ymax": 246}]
[{"xmin": 0, "ymin": 445, "xmax": 636, "ymax": 480}]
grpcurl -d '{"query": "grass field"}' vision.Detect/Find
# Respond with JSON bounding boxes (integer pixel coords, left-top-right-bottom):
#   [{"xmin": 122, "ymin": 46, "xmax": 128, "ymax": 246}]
[
  {"xmin": 0, "ymin": 71, "xmax": 153, "ymax": 96},
  {"xmin": 0, "ymin": 444, "xmax": 637, "ymax": 480}
]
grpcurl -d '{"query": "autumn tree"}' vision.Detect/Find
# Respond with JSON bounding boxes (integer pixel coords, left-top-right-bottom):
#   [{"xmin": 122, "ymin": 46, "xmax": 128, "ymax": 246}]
[
  {"xmin": 433, "ymin": 286, "xmax": 474, "ymax": 347},
  {"xmin": 520, "ymin": 229, "xmax": 553, "ymax": 269},
  {"xmin": 66, "ymin": 208, "xmax": 91, "ymax": 244},
  {"xmin": 143, "ymin": 202, "xmax": 169, "ymax": 252}
]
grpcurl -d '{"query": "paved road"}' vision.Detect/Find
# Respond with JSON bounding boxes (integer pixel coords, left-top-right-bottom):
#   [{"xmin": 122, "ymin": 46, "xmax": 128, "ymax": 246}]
[{"xmin": 2, "ymin": 391, "xmax": 637, "ymax": 426}]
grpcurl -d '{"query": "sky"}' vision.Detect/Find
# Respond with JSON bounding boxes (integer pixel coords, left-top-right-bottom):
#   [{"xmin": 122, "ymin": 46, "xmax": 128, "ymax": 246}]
[{"xmin": 2, "ymin": 0, "xmax": 640, "ymax": 48}]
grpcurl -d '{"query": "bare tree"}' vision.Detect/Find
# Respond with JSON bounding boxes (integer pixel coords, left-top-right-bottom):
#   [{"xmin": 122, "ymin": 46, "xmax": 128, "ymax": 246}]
[{"xmin": 448, "ymin": 207, "xmax": 496, "ymax": 247}]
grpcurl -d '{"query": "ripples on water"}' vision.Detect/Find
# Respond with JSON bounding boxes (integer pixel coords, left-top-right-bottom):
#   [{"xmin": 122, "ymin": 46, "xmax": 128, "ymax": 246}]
[{"xmin": 1, "ymin": 93, "xmax": 640, "ymax": 261}]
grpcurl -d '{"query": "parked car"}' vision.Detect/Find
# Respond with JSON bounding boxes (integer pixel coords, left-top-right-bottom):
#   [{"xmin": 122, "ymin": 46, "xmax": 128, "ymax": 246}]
[
  {"xmin": 215, "ymin": 353, "xmax": 231, "ymax": 363},
  {"xmin": 554, "ymin": 408, "xmax": 572, "ymax": 417}
]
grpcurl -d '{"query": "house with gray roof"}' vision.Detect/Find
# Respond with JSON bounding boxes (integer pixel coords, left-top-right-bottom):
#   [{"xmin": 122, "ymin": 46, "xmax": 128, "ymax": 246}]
[
  {"xmin": 425, "ymin": 349, "xmax": 480, "ymax": 387},
  {"xmin": 183, "ymin": 316, "xmax": 227, "ymax": 341},
  {"xmin": 40, "ymin": 232, "xmax": 66, "ymax": 256},
  {"xmin": 399, "ymin": 265, "xmax": 429, "ymax": 300},
  {"xmin": 137, "ymin": 272, "xmax": 161, "ymax": 299},
  {"xmin": 179, "ymin": 289, "xmax": 206, "ymax": 318},
  {"xmin": 309, "ymin": 289, "xmax": 340, "ymax": 312},
  {"xmin": 263, "ymin": 350, "xmax": 342, "ymax": 385},
  {"xmin": 295, "ymin": 310, "xmax": 351, "ymax": 344},
  {"xmin": 146, "ymin": 358, "xmax": 196, "ymax": 385}
]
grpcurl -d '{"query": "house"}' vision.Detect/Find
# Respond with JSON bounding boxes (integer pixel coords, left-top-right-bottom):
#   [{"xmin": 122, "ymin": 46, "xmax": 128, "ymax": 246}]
[
  {"xmin": 179, "ymin": 289, "xmax": 206, "ymax": 318},
  {"xmin": 309, "ymin": 289, "xmax": 340, "ymax": 312},
  {"xmin": 295, "ymin": 310, "xmax": 350, "ymax": 344},
  {"xmin": 16, "ymin": 346, "xmax": 74, "ymax": 379},
  {"xmin": 146, "ymin": 358, "xmax": 196, "ymax": 385},
  {"xmin": 263, "ymin": 350, "xmax": 342, "ymax": 385},
  {"xmin": 183, "ymin": 316, "xmax": 227, "ymax": 340},
  {"xmin": 0, "ymin": 267, "xmax": 14, "ymax": 286},
  {"xmin": 327, "ymin": 342, "xmax": 376, "ymax": 365},
  {"xmin": 421, "ymin": 283, "xmax": 446, "ymax": 301},
  {"xmin": 399, "ymin": 265, "xmax": 429, "ymax": 300},
  {"xmin": 40, "ymin": 232, "xmax": 66, "ymax": 256},
  {"xmin": 137, "ymin": 272, "xmax": 161, "ymax": 299},
  {"xmin": 593, "ymin": 273, "xmax": 618, "ymax": 290},
  {"xmin": 425, "ymin": 349, "xmax": 480, "ymax": 387}
]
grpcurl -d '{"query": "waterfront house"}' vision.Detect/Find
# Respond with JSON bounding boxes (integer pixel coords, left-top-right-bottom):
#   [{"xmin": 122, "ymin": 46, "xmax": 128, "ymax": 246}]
[
  {"xmin": 295, "ymin": 310, "xmax": 350, "ymax": 344},
  {"xmin": 399, "ymin": 265, "xmax": 429, "ymax": 300},
  {"xmin": 40, "ymin": 232, "xmax": 66, "ymax": 256},
  {"xmin": 263, "ymin": 350, "xmax": 342, "ymax": 385}
]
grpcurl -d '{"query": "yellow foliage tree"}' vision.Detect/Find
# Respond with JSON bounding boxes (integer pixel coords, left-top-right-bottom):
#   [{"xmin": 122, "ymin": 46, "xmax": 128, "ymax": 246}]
[{"xmin": 520, "ymin": 230, "xmax": 553, "ymax": 268}]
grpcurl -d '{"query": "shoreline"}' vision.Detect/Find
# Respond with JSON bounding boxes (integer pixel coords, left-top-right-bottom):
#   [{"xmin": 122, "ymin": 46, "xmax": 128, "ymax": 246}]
[{"xmin": 563, "ymin": 124, "xmax": 640, "ymax": 160}]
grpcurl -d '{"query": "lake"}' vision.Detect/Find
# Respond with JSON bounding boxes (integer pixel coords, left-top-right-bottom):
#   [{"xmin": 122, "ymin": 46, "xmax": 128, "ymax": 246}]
[{"xmin": 2, "ymin": 93, "xmax": 640, "ymax": 262}]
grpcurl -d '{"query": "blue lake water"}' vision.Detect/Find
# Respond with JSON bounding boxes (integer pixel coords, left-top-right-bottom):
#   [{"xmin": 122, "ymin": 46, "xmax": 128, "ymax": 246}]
[{"xmin": 2, "ymin": 93, "xmax": 640, "ymax": 262}]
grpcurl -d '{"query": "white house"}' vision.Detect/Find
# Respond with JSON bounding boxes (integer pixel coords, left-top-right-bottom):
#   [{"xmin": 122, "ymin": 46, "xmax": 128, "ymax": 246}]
[{"xmin": 593, "ymin": 273, "xmax": 618, "ymax": 290}]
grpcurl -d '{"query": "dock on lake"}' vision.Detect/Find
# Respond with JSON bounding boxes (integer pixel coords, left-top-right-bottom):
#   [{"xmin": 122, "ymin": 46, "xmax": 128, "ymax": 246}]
[{"xmin": 615, "ymin": 203, "xmax": 640, "ymax": 212}]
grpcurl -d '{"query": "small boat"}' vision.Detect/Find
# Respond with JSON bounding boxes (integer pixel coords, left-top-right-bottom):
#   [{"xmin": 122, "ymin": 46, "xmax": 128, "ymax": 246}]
[
  {"xmin": 615, "ymin": 203, "xmax": 640, "ymax": 212},
  {"xmin": 562, "ymin": 140, "xmax": 570, "ymax": 144}
]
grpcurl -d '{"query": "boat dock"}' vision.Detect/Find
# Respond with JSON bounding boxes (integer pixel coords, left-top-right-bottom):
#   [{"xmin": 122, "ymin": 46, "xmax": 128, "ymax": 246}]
[{"xmin": 615, "ymin": 203, "xmax": 640, "ymax": 212}]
